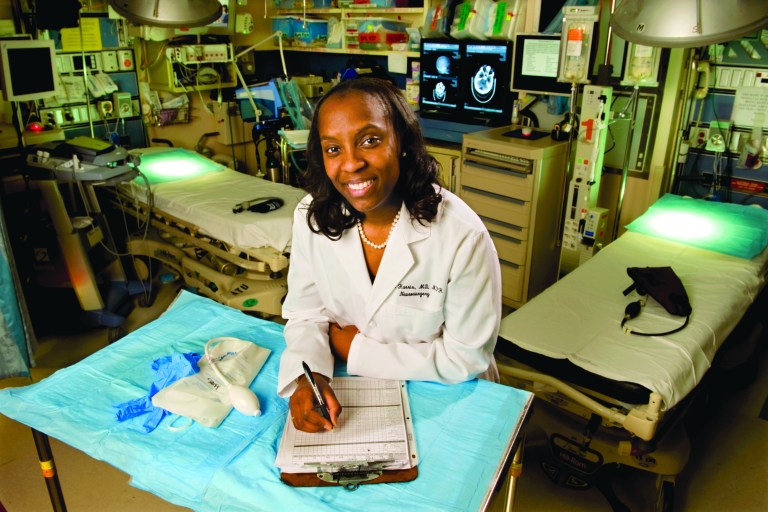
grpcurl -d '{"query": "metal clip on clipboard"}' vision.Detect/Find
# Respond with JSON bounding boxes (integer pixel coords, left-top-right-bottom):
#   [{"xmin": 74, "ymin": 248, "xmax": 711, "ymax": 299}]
[
  {"xmin": 311, "ymin": 460, "xmax": 395, "ymax": 491},
  {"xmin": 279, "ymin": 460, "xmax": 418, "ymax": 490}
]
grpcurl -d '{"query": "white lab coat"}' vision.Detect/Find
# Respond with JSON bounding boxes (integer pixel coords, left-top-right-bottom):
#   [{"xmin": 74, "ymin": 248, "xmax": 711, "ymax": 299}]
[{"xmin": 277, "ymin": 188, "xmax": 502, "ymax": 396}]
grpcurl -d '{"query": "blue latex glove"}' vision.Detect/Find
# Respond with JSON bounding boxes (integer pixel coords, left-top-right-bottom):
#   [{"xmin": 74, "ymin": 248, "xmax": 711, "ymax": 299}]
[{"xmin": 114, "ymin": 352, "xmax": 201, "ymax": 433}]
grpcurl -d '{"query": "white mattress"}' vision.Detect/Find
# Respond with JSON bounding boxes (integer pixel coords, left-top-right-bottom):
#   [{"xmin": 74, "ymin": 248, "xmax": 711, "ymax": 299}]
[
  {"xmin": 124, "ymin": 169, "xmax": 306, "ymax": 253},
  {"xmin": 498, "ymin": 231, "xmax": 768, "ymax": 410}
]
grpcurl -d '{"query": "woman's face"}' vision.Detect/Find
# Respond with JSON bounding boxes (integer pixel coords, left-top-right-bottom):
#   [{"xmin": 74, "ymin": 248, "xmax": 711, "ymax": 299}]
[{"xmin": 316, "ymin": 90, "xmax": 401, "ymax": 217}]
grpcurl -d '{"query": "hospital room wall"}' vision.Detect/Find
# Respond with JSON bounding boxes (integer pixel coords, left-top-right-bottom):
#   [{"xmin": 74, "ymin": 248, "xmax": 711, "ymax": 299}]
[
  {"xmin": 135, "ymin": 11, "xmax": 282, "ymax": 176},
  {"xmin": 142, "ymin": 99, "xmax": 266, "ymax": 175},
  {"xmin": 150, "ymin": 3, "xmax": 688, "ymax": 229}
]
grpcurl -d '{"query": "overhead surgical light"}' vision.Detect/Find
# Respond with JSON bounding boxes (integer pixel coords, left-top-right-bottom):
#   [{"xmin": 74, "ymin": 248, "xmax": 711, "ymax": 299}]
[
  {"xmin": 610, "ymin": 0, "xmax": 768, "ymax": 48},
  {"xmin": 107, "ymin": 0, "xmax": 223, "ymax": 28}
]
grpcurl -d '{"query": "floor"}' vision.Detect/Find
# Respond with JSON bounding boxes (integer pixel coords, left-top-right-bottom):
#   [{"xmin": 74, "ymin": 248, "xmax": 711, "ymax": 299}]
[{"xmin": 1, "ymin": 283, "xmax": 767, "ymax": 512}]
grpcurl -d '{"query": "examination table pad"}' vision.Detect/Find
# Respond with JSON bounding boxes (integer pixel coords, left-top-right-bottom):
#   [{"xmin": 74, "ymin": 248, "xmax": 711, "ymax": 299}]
[
  {"xmin": 499, "ymin": 214, "xmax": 768, "ymax": 411},
  {"xmin": 0, "ymin": 291, "xmax": 532, "ymax": 512},
  {"xmin": 124, "ymin": 148, "xmax": 306, "ymax": 253}
]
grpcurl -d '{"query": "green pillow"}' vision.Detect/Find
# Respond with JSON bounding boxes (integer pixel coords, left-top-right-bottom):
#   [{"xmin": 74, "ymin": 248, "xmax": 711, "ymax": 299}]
[{"xmin": 626, "ymin": 194, "xmax": 768, "ymax": 259}]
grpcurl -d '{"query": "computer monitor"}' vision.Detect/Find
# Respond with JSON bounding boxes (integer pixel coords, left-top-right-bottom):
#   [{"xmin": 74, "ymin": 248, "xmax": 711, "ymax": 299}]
[
  {"xmin": 175, "ymin": 0, "xmax": 234, "ymax": 36},
  {"xmin": 462, "ymin": 40, "xmax": 513, "ymax": 127},
  {"xmin": 0, "ymin": 39, "xmax": 61, "ymax": 102},
  {"xmin": 511, "ymin": 33, "xmax": 571, "ymax": 97},
  {"xmin": 419, "ymin": 39, "xmax": 463, "ymax": 122}
]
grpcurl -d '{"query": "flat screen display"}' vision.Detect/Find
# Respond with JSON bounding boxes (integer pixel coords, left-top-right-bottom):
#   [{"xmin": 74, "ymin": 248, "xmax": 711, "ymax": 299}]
[
  {"xmin": 0, "ymin": 39, "xmax": 60, "ymax": 102},
  {"xmin": 419, "ymin": 39, "xmax": 462, "ymax": 121},
  {"xmin": 175, "ymin": 0, "xmax": 234, "ymax": 35},
  {"xmin": 511, "ymin": 33, "xmax": 571, "ymax": 97},
  {"xmin": 462, "ymin": 41, "xmax": 513, "ymax": 126}
]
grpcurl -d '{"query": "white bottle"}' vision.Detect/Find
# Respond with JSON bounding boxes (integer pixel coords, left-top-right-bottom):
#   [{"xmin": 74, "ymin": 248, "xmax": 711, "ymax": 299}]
[{"xmin": 564, "ymin": 25, "xmax": 587, "ymax": 82}]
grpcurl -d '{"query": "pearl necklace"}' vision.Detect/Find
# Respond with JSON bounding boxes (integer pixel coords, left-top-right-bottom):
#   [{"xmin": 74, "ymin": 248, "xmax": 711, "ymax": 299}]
[{"xmin": 357, "ymin": 210, "xmax": 401, "ymax": 250}]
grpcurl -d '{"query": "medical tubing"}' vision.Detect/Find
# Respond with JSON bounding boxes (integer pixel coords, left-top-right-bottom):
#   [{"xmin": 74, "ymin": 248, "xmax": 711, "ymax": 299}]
[
  {"xmin": 624, "ymin": 315, "xmax": 690, "ymax": 337},
  {"xmin": 204, "ymin": 337, "xmax": 235, "ymax": 388}
]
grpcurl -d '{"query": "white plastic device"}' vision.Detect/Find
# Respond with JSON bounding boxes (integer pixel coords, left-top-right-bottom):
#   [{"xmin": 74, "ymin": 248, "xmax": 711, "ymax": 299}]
[
  {"xmin": 693, "ymin": 61, "xmax": 711, "ymax": 99},
  {"xmin": 235, "ymin": 13, "xmax": 253, "ymax": 35},
  {"xmin": 86, "ymin": 72, "xmax": 118, "ymax": 98},
  {"xmin": 204, "ymin": 338, "xmax": 261, "ymax": 416}
]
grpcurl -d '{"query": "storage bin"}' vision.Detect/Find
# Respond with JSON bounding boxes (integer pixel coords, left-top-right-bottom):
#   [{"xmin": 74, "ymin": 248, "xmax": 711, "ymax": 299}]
[
  {"xmin": 357, "ymin": 18, "xmax": 408, "ymax": 51},
  {"xmin": 422, "ymin": 1, "xmax": 451, "ymax": 38},
  {"xmin": 484, "ymin": 0, "xmax": 526, "ymax": 40},
  {"xmin": 294, "ymin": 18, "xmax": 329, "ymax": 47},
  {"xmin": 271, "ymin": 16, "xmax": 295, "ymax": 46},
  {"xmin": 449, "ymin": 0, "xmax": 493, "ymax": 40},
  {"xmin": 344, "ymin": 17, "xmax": 366, "ymax": 49},
  {"xmin": 352, "ymin": 0, "xmax": 395, "ymax": 5},
  {"xmin": 326, "ymin": 16, "xmax": 343, "ymax": 48},
  {"xmin": 273, "ymin": 0, "xmax": 297, "ymax": 8}
]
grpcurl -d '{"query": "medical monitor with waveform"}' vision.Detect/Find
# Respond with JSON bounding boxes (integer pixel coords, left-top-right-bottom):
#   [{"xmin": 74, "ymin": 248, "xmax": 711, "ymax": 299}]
[
  {"xmin": 511, "ymin": 33, "xmax": 571, "ymax": 97},
  {"xmin": 419, "ymin": 39, "xmax": 462, "ymax": 122},
  {"xmin": 0, "ymin": 39, "xmax": 61, "ymax": 102},
  {"xmin": 462, "ymin": 41, "xmax": 513, "ymax": 127}
]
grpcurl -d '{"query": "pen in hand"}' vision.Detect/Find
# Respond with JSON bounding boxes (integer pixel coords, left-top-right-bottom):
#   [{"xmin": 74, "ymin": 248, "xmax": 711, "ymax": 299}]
[{"xmin": 302, "ymin": 361, "xmax": 333, "ymax": 426}]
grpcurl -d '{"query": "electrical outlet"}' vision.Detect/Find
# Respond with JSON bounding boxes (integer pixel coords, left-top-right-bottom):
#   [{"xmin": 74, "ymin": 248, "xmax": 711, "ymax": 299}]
[
  {"xmin": 98, "ymin": 100, "xmax": 114, "ymax": 119},
  {"xmin": 691, "ymin": 127, "xmax": 709, "ymax": 147}
]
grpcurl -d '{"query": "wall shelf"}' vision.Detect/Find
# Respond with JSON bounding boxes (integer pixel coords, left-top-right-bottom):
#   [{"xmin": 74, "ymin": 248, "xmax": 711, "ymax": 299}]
[
  {"xmin": 277, "ymin": 46, "xmax": 418, "ymax": 57},
  {"xmin": 275, "ymin": 7, "xmax": 424, "ymax": 15}
]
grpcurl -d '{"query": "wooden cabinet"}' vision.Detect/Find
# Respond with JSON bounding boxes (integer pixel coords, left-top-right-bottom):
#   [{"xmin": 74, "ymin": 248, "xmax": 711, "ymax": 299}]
[
  {"xmin": 460, "ymin": 127, "xmax": 568, "ymax": 309},
  {"xmin": 426, "ymin": 141, "xmax": 460, "ymax": 192}
]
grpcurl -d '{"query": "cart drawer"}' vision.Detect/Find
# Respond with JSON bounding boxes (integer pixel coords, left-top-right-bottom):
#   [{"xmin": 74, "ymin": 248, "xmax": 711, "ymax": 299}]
[
  {"xmin": 461, "ymin": 187, "xmax": 531, "ymax": 227},
  {"xmin": 489, "ymin": 231, "xmax": 527, "ymax": 266},
  {"xmin": 461, "ymin": 161, "xmax": 534, "ymax": 202},
  {"xmin": 500, "ymin": 259, "xmax": 524, "ymax": 304}
]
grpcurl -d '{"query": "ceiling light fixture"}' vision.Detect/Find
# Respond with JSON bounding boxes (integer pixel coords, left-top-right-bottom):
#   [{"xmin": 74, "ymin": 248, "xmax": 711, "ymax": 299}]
[
  {"xmin": 611, "ymin": 0, "xmax": 768, "ymax": 48},
  {"xmin": 108, "ymin": 0, "xmax": 223, "ymax": 28}
]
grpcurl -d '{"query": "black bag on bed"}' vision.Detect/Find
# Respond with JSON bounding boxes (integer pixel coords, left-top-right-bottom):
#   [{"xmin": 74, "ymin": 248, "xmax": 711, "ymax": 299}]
[{"xmin": 624, "ymin": 266, "xmax": 691, "ymax": 316}]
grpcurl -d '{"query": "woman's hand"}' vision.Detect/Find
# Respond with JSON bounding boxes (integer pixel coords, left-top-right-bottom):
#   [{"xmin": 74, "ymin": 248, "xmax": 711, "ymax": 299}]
[
  {"xmin": 289, "ymin": 372, "xmax": 341, "ymax": 433},
  {"xmin": 329, "ymin": 323, "xmax": 359, "ymax": 362}
]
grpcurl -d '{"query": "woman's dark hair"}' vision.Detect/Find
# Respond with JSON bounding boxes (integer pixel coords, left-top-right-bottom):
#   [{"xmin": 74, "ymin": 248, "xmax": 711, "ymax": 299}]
[{"xmin": 302, "ymin": 77, "xmax": 442, "ymax": 240}]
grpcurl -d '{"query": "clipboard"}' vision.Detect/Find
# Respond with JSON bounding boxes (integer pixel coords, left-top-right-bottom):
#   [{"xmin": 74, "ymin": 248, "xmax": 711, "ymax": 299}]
[
  {"xmin": 275, "ymin": 377, "xmax": 419, "ymax": 490},
  {"xmin": 281, "ymin": 463, "xmax": 418, "ymax": 490}
]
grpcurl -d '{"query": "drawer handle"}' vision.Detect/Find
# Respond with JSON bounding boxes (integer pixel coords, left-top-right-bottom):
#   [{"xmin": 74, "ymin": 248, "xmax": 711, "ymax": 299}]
[
  {"xmin": 489, "ymin": 230, "xmax": 522, "ymax": 244},
  {"xmin": 480, "ymin": 215, "xmax": 524, "ymax": 232},
  {"xmin": 499, "ymin": 258, "xmax": 521, "ymax": 269},
  {"xmin": 464, "ymin": 186, "xmax": 526, "ymax": 205},
  {"xmin": 463, "ymin": 152, "xmax": 533, "ymax": 174}
]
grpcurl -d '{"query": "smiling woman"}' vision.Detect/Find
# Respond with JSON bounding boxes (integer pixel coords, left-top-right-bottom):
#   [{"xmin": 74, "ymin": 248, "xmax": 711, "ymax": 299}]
[{"xmin": 276, "ymin": 77, "xmax": 504, "ymax": 434}]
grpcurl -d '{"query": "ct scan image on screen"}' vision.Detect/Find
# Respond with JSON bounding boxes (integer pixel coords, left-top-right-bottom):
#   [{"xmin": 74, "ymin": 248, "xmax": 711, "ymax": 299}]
[
  {"xmin": 462, "ymin": 42, "xmax": 512, "ymax": 126},
  {"xmin": 419, "ymin": 40, "xmax": 462, "ymax": 119}
]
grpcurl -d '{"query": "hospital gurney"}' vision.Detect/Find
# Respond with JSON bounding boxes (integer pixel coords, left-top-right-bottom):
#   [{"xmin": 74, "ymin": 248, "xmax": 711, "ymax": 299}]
[
  {"xmin": 494, "ymin": 194, "xmax": 768, "ymax": 511},
  {"xmin": 110, "ymin": 147, "xmax": 306, "ymax": 317}
]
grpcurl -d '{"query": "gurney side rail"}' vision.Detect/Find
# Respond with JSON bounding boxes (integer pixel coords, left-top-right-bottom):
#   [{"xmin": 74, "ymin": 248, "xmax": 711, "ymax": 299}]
[
  {"xmin": 497, "ymin": 363, "xmax": 662, "ymax": 441},
  {"xmin": 113, "ymin": 192, "xmax": 289, "ymax": 274}
]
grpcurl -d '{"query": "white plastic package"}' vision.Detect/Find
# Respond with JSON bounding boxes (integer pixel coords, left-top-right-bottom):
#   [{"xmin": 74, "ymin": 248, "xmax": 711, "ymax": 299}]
[{"xmin": 152, "ymin": 337, "xmax": 271, "ymax": 428}]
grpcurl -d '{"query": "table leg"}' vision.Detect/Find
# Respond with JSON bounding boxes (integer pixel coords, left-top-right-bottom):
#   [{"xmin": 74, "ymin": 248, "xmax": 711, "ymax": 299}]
[
  {"xmin": 31, "ymin": 428, "xmax": 67, "ymax": 512},
  {"xmin": 505, "ymin": 433, "xmax": 525, "ymax": 512}
]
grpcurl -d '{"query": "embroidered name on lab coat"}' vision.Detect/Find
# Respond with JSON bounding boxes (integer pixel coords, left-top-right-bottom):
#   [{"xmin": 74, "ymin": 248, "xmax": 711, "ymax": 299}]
[{"xmin": 397, "ymin": 283, "xmax": 443, "ymax": 298}]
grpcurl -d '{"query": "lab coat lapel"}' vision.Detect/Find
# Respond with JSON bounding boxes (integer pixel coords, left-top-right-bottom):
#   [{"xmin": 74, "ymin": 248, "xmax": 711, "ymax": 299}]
[
  {"xmin": 332, "ymin": 224, "xmax": 373, "ymax": 298},
  {"xmin": 365, "ymin": 207, "xmax": 429, "ymax": 322}
]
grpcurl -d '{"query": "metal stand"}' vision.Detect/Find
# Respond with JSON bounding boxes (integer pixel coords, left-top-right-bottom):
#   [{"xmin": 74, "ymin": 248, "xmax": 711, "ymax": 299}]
[{"xmin": 31, "ymin": 429, "xmax": 67, "ymax": 512}]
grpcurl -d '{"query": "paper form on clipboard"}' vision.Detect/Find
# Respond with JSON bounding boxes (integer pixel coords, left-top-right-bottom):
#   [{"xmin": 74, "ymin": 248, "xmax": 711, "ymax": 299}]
[{"xmin": 275, "ymin": 377, "xmax": 418, "ymax": 473}]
